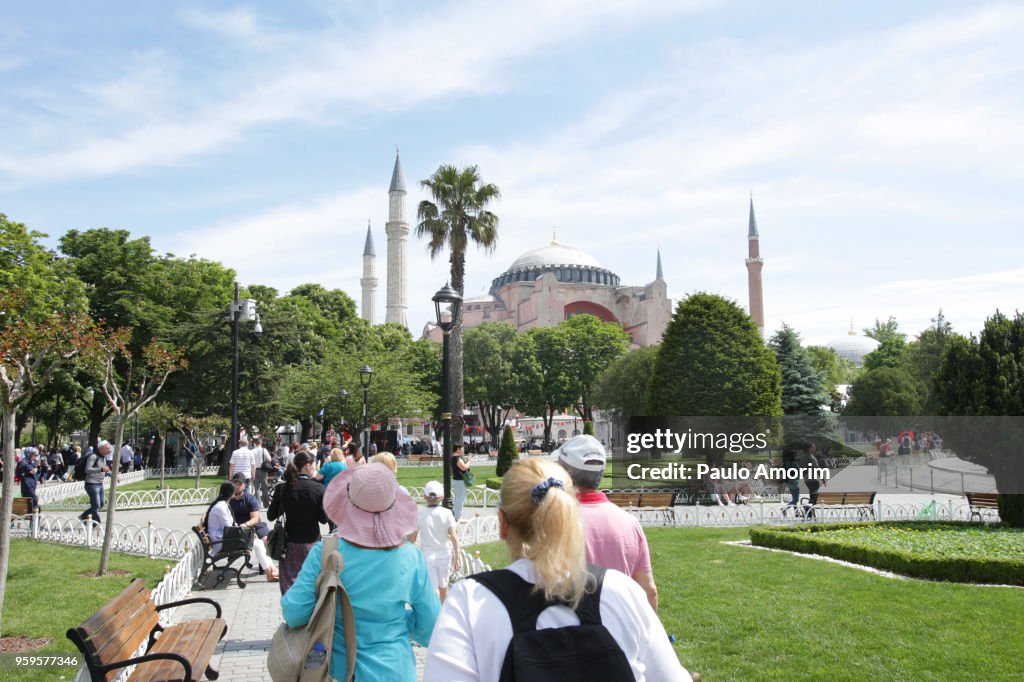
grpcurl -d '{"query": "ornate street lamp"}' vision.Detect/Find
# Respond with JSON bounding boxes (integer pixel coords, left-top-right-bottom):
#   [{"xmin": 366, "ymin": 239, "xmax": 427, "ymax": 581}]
[
  {"xmin": 338, "ymin": 388, "xmax": 349, "ymax": 442},
  {"xmin": 358, "ymin": 365, "xmax": 373, "ymax": 454},
  {"xmin": 228, "ymin": 283, "xmax": 262, "ymax": 453},
  {"xmin": 432, "ymin": 282, "xmax": 463, "ymax": 510}
]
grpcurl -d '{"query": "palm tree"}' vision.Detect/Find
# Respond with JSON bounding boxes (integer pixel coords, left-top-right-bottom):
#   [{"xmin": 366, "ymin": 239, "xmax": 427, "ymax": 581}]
[{"xmin": 417, "ymin": 164, "xmax": 500, "ymax": 447}]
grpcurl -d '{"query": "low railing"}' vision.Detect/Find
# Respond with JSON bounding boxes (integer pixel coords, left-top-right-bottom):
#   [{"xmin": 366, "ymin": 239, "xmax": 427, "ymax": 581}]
[
  {"xmin": 621, "ymin": 499, "xmax": 998, "ymax": 527},
  {"xmin": 405, "ymin": 485, "xmax": 501, "ymax": 508},
  {"xmin": 456, "ymin": 514, "xmax": 501, "ymax": 546},
  {"xmin": 34, "ymin": 466, "xmax": 221, "ymax": 506},
  {"xmin": 45, "ymin": 486, "xmax": 215, "ymax": 511}
]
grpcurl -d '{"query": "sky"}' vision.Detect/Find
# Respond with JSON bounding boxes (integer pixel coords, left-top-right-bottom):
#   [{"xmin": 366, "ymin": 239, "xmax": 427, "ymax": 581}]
[{"xmin": 1, "ymin": 0, "xmax": 1021, "ymax": 346}]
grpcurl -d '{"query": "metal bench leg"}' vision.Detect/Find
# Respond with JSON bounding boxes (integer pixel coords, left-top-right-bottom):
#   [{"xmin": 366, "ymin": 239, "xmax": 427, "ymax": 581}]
[{"xmin": 206, "ymin": 664, "xmax": 221, "ymax": 680}]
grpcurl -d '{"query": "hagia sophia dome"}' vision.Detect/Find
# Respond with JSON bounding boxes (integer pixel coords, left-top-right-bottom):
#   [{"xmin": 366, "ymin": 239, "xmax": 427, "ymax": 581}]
[
  {"xmin": 825, "ymin": 327, "xmax": 880, "ymax": 366},
  {"xmin": 489, "ymin": 240, "xmax": 621, "ymax": 294}
]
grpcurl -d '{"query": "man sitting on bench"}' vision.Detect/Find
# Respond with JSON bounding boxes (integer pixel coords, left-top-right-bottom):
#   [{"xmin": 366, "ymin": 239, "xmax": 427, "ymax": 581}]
[{"xmin": 228, "ymin": 473, "xmax": 279, "ymax": 581}]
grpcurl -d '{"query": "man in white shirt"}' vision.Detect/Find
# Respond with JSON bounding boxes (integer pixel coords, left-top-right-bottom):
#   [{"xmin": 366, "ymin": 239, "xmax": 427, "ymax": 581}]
[
  {"xmin": 228, "ymin": 437, "xmax": 256, "ymax": 495},
  {"xmin": 118, "ymin": 442, "xmax": 134, "ymax": 472},
  {"xmin": 409, "ymin": 480, "xmax": 460, "ymax": 602}
]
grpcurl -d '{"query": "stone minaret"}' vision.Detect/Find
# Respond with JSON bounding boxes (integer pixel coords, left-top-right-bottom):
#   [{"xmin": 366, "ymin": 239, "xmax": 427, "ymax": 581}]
[
  {"xmin": 745, "ymin": 197, "xmax": 765, "ymax": 333},
  {"xmin": 360, "ymin": 220, "xmax": 377, "ymax": 325},
  {"xmin": 385, "ymin": 151, "xmax": 409, "ymax": 327}
]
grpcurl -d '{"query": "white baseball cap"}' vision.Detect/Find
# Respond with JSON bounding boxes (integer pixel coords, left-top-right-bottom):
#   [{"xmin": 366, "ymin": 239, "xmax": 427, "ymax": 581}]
[
  {"xmin": 551, "ymin": 435, "xmax": 607, "ymax": 472},
  {"xmin": 424, "ymin": 480, "xmax": 443, "ymax": 498}
]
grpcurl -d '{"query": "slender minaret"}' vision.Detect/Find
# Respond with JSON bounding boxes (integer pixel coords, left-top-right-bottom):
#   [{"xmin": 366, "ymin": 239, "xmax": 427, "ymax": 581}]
[
  {"xmin": 385, "ymin": 150, "xmax": 409, "ymax": 327},
  {"xmin": 360, "ymin": 220, "xmax": 377, "ymax": 325},
  {"xmin": 656, "ymin": 248, "xmax": 664, "ymax": 281},
  {"xmin": 745, "ymin": 196, "xmax": 765, "ymax": 333}
]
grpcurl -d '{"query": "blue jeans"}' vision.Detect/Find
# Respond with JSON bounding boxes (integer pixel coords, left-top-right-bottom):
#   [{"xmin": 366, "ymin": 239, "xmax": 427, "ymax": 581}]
[
  {"xmin": 81, "ymin": 483, "xmax": 104, "ymax": 523},
  {"xmin": 453, "ymin": 480, "xmax": 467, "ymax": 521}
]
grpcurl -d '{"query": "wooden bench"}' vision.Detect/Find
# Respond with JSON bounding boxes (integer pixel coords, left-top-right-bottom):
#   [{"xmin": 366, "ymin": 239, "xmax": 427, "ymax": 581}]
[
  {"xmin": 806, "ymin": 491, "xmax": 876, "ymax": 519},
  {"xmin": 606, "ymin": 492, "xmax": 640, "ymax": 507},
  {"xmin": 12, "ymin": 497, "xmax": 34, "ymax": 515},
  {"xmin": 637, "ymin": 492, "xmax": 676, "ymax": 525},
  {"xmin": 965, "ymin": 492, "xmax": 999, "ymax": 522},
  {"xmin": 67, "ymin": 578, "xmax": 227, "ymax": 682},
  {"xmin": 191, "ymin": 525, "xmax": 251, "ymax": 589}
]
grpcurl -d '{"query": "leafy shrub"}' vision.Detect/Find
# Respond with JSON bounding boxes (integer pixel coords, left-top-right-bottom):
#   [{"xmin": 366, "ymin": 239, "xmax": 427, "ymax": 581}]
[
  {"xmin": 485, "ymin": 477, "xmax": 503, "ymax": 490},
  {"xmin": 750, "ymin": 522, "xmax": 1024, "ymax": 585}
]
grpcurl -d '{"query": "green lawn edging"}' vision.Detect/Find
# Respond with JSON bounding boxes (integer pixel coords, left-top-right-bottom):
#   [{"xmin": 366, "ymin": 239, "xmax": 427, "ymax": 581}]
[{"xmin": 749, "ymin": 521, "xmax": 1024, "ymax": 585}]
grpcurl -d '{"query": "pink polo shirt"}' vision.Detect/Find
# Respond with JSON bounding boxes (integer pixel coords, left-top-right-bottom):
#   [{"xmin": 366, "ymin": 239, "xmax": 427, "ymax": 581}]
[{"xmin": 577, "ymin": 491, "xmax": 653, "ymax": 577}]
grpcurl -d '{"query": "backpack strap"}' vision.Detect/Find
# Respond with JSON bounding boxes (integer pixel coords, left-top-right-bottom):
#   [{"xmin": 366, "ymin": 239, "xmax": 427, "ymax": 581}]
[
  {"xmin": 471, "ymin": 565, "xmax": 608, "ymax": 632},
  {"xmin": 320, "ymin": 536, "xmax": 357, "ymax": 682}
]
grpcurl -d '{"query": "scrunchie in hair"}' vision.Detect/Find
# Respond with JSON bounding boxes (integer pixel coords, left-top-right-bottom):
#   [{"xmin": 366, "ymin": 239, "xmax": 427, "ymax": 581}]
[{"xmin": 531, "ymin": 477, "xmax": 564, "ymax": 505}]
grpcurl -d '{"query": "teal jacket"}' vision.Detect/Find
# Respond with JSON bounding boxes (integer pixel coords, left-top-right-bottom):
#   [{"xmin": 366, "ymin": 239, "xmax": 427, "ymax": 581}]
[{"xmin": 281, "ymin": 538, "xmax": 439, "ymax": 681}]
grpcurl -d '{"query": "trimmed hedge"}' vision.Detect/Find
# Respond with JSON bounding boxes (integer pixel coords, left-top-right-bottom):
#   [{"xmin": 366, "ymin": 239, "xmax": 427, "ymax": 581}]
[
  {"xmin": 485, "ymin": 476, "xmax": 503, "ymax": 490},
  {"xmin": 750, "ymin": 522, "xmax": 1024, "ymax": 586}
]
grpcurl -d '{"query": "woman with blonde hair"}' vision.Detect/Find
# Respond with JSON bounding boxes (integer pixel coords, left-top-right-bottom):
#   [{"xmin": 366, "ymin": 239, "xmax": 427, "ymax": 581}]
[{"xmin": 423, "ymin": 459, "xmax": 692, "ymax": 681}]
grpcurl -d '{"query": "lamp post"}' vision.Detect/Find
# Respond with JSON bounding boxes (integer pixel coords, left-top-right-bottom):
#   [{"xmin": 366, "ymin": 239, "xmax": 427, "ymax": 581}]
[
  {"xmin": 433, "ymin": 283, "xmax": 463, "ymax": 510},
  {"xmin": 338, "ymin": 388, "xmax": 349, "ymax": 443},
  {"xmin": 358, "ymin": 365, "xmax": 373, "ymax": 455},
  {"xmin": 228, "ymin": 283, "xmax": 262, "ymax": 453}
]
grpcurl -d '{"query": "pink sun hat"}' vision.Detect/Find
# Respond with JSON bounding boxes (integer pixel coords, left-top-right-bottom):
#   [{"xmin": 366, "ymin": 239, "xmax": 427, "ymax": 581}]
[{"xmin": 323, "ymin": 462, "xmax": 417, "ymax": 548}]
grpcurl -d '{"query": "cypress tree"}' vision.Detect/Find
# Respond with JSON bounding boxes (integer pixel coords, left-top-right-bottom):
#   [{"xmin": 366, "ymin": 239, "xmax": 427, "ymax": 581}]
[{"xmin": 496, "ymin": 425, "xmax": 518, "ymax": 477}]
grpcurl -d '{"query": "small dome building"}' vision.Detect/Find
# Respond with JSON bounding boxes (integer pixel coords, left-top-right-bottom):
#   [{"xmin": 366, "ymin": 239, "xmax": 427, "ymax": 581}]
[{"xmin": 826, "ymin": 327, "xmax": 880, "ymax": 366}]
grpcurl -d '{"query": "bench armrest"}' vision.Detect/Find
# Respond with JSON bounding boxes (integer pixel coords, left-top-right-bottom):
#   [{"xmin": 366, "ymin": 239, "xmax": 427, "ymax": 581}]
[
  {"xmin": 156, "ymin": 596, "xmax": 223, "ymax": 619},
  {"xmin": 97, "ymin": 651, "xmax": 192, "ymax": 681}
]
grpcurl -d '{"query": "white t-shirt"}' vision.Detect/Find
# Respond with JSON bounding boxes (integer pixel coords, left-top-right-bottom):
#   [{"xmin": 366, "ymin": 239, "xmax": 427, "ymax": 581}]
[
  {"xmin": 119, "ymin": 444, "xmax": 133, "ymax": 464},
  {"xmin": 206, "ymin": 500, "xmax": 234, "ymax": 555},
  {"xmin": 229, "ymin": 447, "xmax": 256, "ymax": 479},
  {"xmin": 422, "ymin": 558, "xmax": 691, "ymax": 682},
  {"xmin": 417, "ymin": 505, "xmax": 456, "ymax": 559}
]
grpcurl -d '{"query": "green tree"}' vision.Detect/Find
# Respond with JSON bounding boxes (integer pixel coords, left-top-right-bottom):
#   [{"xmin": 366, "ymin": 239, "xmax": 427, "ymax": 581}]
[
  {"xmin": 0, "ymin": 288, "xmax": 99, "ymax": 635},
  {"xmin": 806, "ymin": 345, "xmax": 858, "ymax": 408},
  {"xmin": 937, "ymin": 310, "xmax": 1024, "ymax": 526},
  {"xmin": 844, "ymin": 366, "xmax": 927, "ymax": 416},
  {"xmin": 769, "ymin": 324, "xmax": 828, "ymax": 415},
  {"xmin": 91, "ymin": 329, "xmax": 186, "ymax": 575},
  {"xmin": 863, "ymin": 316, "xmax": 905, "ymax": 344},
  {"xmin": 496, "ymin": 425, "xmax": 518, "ymax": 477},
  {"xmin": 1, "ymin": 214, "xmax": 86, "ymax": 321},
  {"xmin": 522, "ymin": 327, "xmax": 575, "ymax": 448},
  {"xmin": 560, "ymin": 315, "xmax": 630, "ymax": 422},
  {"xmin": 906, "ymin": 310, "xmax": 957, "ymax": 415},
  {"xmin": 416, "ymin": 164, "xmax": 500, "ymax": 447},
  {"xmin": 464, "ymin": 323, "xmax": 520, "ymax": 445},
  {"xmin": 646, "ymin": 293, "xmax": 782, "ymax": 418},
  {"xmin": 596, "ymin": 345, "xmax": 659, "ymax": 436},
  {"xmin": 863, "ymin": 337, "xmax": 910, "ymax": 371},
  {"xmin": 583, "ymin": 420, "xmax": 595, "ymax": 436}
]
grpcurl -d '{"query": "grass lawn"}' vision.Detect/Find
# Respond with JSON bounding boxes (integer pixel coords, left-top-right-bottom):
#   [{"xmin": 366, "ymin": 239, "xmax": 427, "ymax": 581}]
[
  {"xmin": 395, "ymin": 465, "xmax": 498, "ymax": 489},
  {"xmin": 117, "ymin": 476, "xmax": 219, "ymax": 493},
  {"xmin": 465, "ymin": 527, "xmax": 1024, "ymax": 681},
  {"xmin": 1, "ymin": 539, "xmax": 169, "ymax": 681}
]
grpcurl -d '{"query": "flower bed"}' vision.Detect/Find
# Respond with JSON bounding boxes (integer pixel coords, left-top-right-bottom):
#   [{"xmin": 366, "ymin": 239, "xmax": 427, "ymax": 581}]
[{"xmin": 749, "ymin": 521, "xmax": 1024, "ymax": 585}]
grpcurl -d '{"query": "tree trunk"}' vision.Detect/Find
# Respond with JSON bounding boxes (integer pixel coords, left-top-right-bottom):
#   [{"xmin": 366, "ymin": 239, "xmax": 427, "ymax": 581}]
[
  {"xmin": 0, "ymin": 406, "xmax": 19, "ymax": 636},
  {"xmin": 450, "ymin": 251, "xmax": 466, "ymax": 448},
  {"xmin": 87, "ymin": 391, "xmax": 106, "ymax": 449},
  {"xmin": 299, "ymin": 417, "xmax": 312, "ymax": 443},
  {"xmin": 98, "ymin": 416, "xmax": 127, "ymax": 576}
]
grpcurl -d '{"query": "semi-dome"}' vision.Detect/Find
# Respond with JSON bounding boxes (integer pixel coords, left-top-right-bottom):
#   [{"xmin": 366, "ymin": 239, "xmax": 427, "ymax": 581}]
[
  {"xmin": 491, "ymin": 239, "xmax": 620, "ymax": 294},
  {"xmin": 826, "ymin": 329, "xmax": 880, "ymax": 367},
  {"xmin": 508, "ymin": 241, "xmax": 603, "ymax": 271}
]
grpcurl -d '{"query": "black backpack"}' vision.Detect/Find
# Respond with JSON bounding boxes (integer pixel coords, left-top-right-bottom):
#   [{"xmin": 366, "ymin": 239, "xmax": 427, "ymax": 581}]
[
  {"xmin": 471, "ymin": 565, "xmax": 635, "ymax": 682},
  {"xmin": 74, "ymin": 453, "xmax": 93, "ymax": 481}
]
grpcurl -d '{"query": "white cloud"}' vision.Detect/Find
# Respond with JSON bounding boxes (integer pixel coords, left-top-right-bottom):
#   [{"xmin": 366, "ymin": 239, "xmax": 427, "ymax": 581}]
[{"xmin": 0, "ymin": 0, "xmax": 716, "ymax": 182}]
